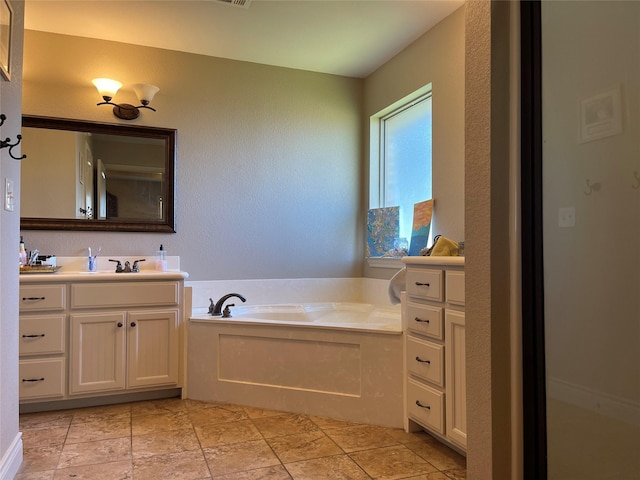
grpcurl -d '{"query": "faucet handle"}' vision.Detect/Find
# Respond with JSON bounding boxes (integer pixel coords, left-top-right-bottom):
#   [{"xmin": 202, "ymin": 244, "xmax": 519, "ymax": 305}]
[
  {"xmin": 222, "ymin": 304, "xmax": 235, "ymax": 318},
  {"xmin": 108, "ymin": 259, "xmax": 124, "ymax": 273},
  {"xmin": 132, "ymin": 259, "xmax": 146, "ymax": 272}
]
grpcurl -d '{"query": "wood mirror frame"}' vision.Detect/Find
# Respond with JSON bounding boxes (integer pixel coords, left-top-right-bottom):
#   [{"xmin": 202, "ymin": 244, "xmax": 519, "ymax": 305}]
[{"xmin": 20, "ymin": 115, "xmax": 176, "ymax": 232}]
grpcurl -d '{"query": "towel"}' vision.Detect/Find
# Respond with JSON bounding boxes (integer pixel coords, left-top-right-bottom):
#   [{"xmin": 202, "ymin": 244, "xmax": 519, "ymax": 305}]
[
  {"xmin": 388, "ymin": 268, "xmax": 406, "ymax": 305},
  {"xmin": 428, "ymin": 236, "xmax": 459, "ymax": 256}
]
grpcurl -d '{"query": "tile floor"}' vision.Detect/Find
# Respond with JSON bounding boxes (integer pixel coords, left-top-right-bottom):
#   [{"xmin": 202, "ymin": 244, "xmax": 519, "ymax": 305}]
[{"xmin": 17, "ymin": 397, "xmax": 466, "ymax": 480}]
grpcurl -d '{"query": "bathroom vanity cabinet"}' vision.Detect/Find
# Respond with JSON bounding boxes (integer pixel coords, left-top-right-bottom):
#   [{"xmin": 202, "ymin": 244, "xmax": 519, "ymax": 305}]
[
  {"xmin": 19, "ymin": 271, "xmax": 187, "ymax": 407},
  {"xmin": 402, "ymin": 256, "xmax": 466, "ymax": 452}
]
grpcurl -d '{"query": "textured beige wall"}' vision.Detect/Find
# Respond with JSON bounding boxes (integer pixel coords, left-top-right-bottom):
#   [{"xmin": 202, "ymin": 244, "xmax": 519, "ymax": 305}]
[
  {"xmin": 465, "ymin": 1, "xmax": 513, "ymax": 478},
  {"xmin": 363, "ymin": 6, "xmax": 465, "ymax": 279},
  {"xmin": 0, "ymin": 0, "xmax": 24, "ymax": 472},
  {"xmin": 22, "ymin": 31, "xmax": 363, "ymax": 280}
]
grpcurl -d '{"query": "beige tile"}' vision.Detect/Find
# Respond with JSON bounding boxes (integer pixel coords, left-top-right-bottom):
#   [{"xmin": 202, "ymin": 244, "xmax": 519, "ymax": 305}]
[
  {"xmin": 267, "ymin": 430, "xmax": 342, "ymax": 463},
  {"xmin": 195, "ymin": 419, "xmax": 263, "ymax": 448},
  {"xmin": 203, "ymin": 439, "xmax": 281, "ymax": 477},
  {"xmin": 441, "ymin": 469, "xmax": 466, "ymax": 479},
  {"xmin": 131, "ymin": 397, "xmax": 188, "ymax": 417},
  {"xmin": 211, "ymin": 465, "xmax": 292, "ymax": 479},
  {"xmin": 308, "ymin": 415, "xmax": 363, "ymax": 430},
  {"xmin": 252, "ymin": 413, "xmax": 319, "ymax": 439},
  {"xmin": 21, "ymin": 426, "xmax": 69, "ymax": 447},
  {"xmin": 402, "ymin": 473, "xmax": 452, "ymax": 480},
  {"xmin": 52, "ymin": 460, "xmax": 133, "ymax": 479},
  {"xmin": 242, "ymin": 406, "xmax": 288, "ymax": 419},
  {"xmin": 188, "ymin": 403, "xmax": 249, "ymax": 425},
  {"xmin": 132, "ymin": 411, "xmax": 192, "ymax": 436},
  {"xmin": 284, "ymin": 454, "xmax": 370, "ymax": 479},
  {"xmin": 19, "ymin": 445, "xmax": 63, "ymax": 473},
  {"xmin": 57, "ymin": 437, "xmax": 131, "ymax": 469},
  {"xmin": 405, "ymin": 439, "xmax": 466, "ymax": 472},
  {"xmin": 385, "ymin": 427, "xmax": 431, "ymax": 445},
  {"xmin": 350, "ymin": 444, "xmax": 438, "ymax": 479},
  {"xmin": 324, "ymin": 424, "xmax": 399, "ymax": 453},
  {"xmin": 19, "ymin": 411, "xmax": 73, "ymax": 430},
  {"xmin": 71, "ymin": 403, "xmax": 131, "ymax": 424},
  {"xmin": 133, "ymin": 427, "xmax": 201, "ymax": 456},
  {"xmin": 65, "ymin": 418, "xmax": 131, "ymax": 444},
  {"xmin": 133, "ymin": 449, "xmax": 210, "ymax": 480},
  {"xmin": 14, "ymin": 470, "xmax": 55, "ymax": 480}
]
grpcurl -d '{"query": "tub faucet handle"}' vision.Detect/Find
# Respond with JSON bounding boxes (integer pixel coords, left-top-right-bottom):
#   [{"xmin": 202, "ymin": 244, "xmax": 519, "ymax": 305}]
[
  {"xmin": 222, "ymin": 304, "xmax": 235, "ymax": 318},
  {"xmin": 212, "ymin": 293, "xmax": 246, "ymax": 316}
]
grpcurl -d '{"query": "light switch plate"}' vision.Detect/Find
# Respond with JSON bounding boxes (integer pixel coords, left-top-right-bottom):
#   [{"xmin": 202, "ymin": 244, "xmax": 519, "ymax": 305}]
[
  {"xmin": 4, "ymin": 178, "xmax": 14, "ymax": 212},
  {"xmin": 559, "ymin": 207, "xmax": 575, "ymax": 227}
]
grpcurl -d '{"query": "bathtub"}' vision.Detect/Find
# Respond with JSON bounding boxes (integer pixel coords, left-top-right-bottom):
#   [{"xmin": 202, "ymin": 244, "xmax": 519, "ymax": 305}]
[
  {"xmin": 187, "ymin": 302, "xmax": 404, "ymax": 428},
  {"xmin": 199, "ymin": 302, "xmax": 401, "ymax": 332}
]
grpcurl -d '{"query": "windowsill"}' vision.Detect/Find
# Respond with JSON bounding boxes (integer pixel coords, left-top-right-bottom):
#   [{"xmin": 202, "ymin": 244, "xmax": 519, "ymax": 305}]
[{"xmin": 366, "ymin": 257, "xmax": 405, "ymax": 269}]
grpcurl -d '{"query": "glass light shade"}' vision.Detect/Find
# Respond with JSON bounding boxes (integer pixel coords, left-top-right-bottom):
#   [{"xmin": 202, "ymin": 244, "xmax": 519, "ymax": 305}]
[
  {"xmin": 92, "ymin": 78, "xmax": 122, "ymax": 99},
  {"xmin": 132, "ymin": 83, "xmax": 160, "ymax": 103}
]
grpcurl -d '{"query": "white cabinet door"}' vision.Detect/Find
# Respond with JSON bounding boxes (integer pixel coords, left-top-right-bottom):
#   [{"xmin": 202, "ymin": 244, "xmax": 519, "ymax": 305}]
[
  {"xmin": 70, "ymin": 312, "xmax": 126, "ymax": 394},
  {"xmin": 127, "ymin": 309, "xmax": 179, "ymax": 388},
  {"xmin": 445, "ymin": 309, "xmax": 466, "ymax": 449}
]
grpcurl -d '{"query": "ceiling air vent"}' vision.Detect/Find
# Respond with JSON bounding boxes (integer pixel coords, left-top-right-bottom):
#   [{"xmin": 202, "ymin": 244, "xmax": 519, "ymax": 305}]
[{"xmin": 215, "ymin": 0, "xmax": 252, "ymax": 8}]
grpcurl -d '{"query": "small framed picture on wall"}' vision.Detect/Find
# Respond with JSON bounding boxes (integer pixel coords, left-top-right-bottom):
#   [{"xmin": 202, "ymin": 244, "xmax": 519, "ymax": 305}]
[
  {"xmin": 0, "ymin": 0, "xmax": 12, "ymax": 81},
  {"xmin": 579, "ymin": 85, "xmax": 623, "ymax": 143}
]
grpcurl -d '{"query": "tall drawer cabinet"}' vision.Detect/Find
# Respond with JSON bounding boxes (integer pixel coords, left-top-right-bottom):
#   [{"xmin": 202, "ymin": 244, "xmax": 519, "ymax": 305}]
[
  {"xmin": 19, "ymin": 284, "xmax": 67, "ymax": 401},
  {"xmin": 19, "ymin": 272, "xmax": 187, "ymax": 409},
  {"xmin": 402, "ymin": 256, "xmax": 466, "ymax": 452}
]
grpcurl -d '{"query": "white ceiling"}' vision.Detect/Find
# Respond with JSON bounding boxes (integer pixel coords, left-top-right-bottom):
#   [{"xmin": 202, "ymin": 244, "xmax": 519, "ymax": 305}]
[{"xmin": 24, "ymin": 0, "xmax": 463, "ymax": 78}]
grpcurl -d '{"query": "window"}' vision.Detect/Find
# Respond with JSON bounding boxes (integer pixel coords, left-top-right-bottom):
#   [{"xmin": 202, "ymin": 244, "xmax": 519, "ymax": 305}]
[{"xmin": 370, "ymin": 85, "xmax": 433, "ymax": 243}]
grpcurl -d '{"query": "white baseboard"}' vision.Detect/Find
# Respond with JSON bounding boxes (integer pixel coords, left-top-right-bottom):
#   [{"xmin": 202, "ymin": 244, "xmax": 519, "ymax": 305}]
[
  {"xmin": 0, "ymin": 432, "xmax": 22, "ymax": 480},
  {"xmin": 547, "ymin": 376, "xmax": 640, "ymax": 426}
]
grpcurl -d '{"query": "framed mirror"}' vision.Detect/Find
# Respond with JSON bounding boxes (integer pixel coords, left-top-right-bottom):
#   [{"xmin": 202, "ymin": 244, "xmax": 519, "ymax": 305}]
[{"xmin": 20, "ymin": 115, "xmax": 176, "ymax": 232}]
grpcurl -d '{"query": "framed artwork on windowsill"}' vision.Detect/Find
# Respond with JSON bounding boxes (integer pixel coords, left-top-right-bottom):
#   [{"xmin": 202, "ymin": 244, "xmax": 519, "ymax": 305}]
[{"xmin": 0, "ymin": 0, "xmax": 12, "ymax": 81}]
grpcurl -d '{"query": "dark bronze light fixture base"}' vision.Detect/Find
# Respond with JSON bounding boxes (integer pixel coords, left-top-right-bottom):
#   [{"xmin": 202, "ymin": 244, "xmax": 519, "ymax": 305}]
[{"xmin": 112, "ymin": 103, "xmax": 140, "ymax": 120}]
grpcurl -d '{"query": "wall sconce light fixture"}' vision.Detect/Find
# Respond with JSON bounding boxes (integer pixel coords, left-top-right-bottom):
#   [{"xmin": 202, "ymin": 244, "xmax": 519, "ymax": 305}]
[{"xmin": 92, "ymin": 78, "xmax": 159, "ymax": 120}]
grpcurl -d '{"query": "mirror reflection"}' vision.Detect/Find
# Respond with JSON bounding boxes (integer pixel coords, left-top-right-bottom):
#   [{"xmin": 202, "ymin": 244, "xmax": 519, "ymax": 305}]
[{"xmin": 20, "ymin": 116, "xmax": 176, "ymax": 232}]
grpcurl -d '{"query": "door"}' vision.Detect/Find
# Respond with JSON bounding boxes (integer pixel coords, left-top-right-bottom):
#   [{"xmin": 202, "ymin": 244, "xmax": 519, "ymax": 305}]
[
  {"xmin": 522, "ymin": 2, "xmax": 640, "ymax": 478},
  {"xmin": 70, "ymin": 312, "xmax": 126, "ymax": 394},
  {"xmin": 127, "ymin": 309, "xmax": 179, "ymax": 388}
]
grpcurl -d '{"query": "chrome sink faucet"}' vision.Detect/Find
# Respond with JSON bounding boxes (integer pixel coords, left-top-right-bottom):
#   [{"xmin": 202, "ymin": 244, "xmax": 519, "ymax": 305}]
[{"xmin": 209, "ymin": 293, "xmax": 247, "ymax": 316}]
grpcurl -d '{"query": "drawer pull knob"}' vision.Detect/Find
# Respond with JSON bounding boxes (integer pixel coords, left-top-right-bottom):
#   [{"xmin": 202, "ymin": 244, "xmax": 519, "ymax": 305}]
[
  {"xmin": 117, "ymin": 322, "xmax": 123, "ymax": 328},
  {"xmin": 415, "ymin": 356, "xmax": 431, "ymax": 364},
  {"xmin": 22, "ymin": 334, "xmax": 45, "ymax": 338},
  {"xmin": 22, "ymin": 296, "xmax": 45, "ymax": 301},
  {"xmin": 415, "ymin": 400, "xmax": 431, "ymax": 410},
  {"xmin": 130, "ymin": 322, "xmax": 137, "ymax": 327},
  {"xmin": 415, "ymin": 282, "xmax": 430, "ymax": 287},
  {"xmin": 22, "ymin": 378, "xmax": 45, "ymax": 383},
  {"xmin": 415, "ymin": 317, "xmax": 430, "ymax": 324}
]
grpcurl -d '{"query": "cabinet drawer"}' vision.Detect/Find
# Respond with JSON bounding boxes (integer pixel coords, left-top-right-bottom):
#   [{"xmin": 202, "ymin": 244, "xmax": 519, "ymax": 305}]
[
  {"xmin": 406, "ymin": 302, "xmax": 443, "ymax": 340},
  {"xmin": 19, "ymin": 358, "xmax": 65, "ymax": 399},
  {"xmin": 406, "ymin": 268, "xmax": 443, "ymax": 302},
  {"xmin": 20, "ymin": 284, "xmax": 66, "ymax": 312},
  {"xmin": 446, "ymin": 271, "xmax": 465, "ymax": 306},
  {"xmin": 407, "ymin": 378, "xmax": 444, "ymax": 434},
  {"xmin": 71, "ymin": 282, "xmax": 179, "ymax": 309},
  {"xmin": 19, "ymin": 315, "xmax": 65, "ymax": 355},
  {"xmin": 407, "ymin": 336, "xmax": 444, "ymax": 386}
]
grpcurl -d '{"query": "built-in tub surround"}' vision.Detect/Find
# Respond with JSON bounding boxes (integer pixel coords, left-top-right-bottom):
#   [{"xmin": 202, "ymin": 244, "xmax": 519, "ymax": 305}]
[{"xmin": 186, "ymin": 277, "xmax": 403, "ymax": 428}]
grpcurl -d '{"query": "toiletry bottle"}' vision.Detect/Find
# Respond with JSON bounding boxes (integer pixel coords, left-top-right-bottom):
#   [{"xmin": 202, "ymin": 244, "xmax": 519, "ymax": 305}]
[
  {"xmin": 155, "ymin": 244, "xmax": 167, "ymax": 271},
  {"xmin": 19, "ymin": 237, "xmax": 27, "ymax": 266}
]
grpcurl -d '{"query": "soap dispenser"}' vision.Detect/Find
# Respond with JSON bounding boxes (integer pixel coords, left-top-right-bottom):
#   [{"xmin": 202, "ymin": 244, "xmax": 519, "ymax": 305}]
[
  {"xmin": 155, "ymin": 244, "xmax": 167, "ymax": 271},
  {"xmin": 19, "ymin": 236, "xmax": 27, "ymax": 266}
]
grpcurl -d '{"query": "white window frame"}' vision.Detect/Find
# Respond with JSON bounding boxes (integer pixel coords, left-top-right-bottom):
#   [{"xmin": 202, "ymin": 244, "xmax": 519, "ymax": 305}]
[{"xmin": 368, "ymin": 83, "xmax": 433, "ymax": 268}]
